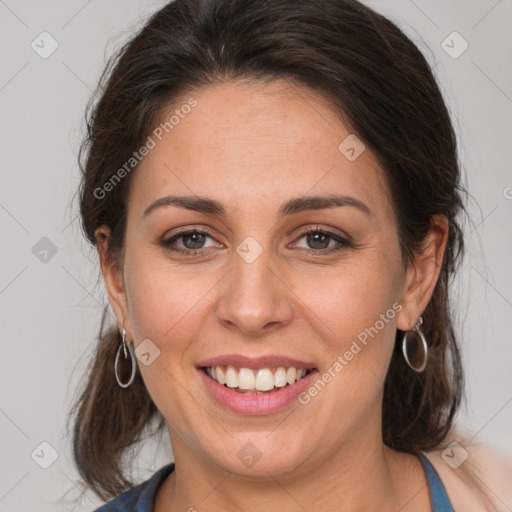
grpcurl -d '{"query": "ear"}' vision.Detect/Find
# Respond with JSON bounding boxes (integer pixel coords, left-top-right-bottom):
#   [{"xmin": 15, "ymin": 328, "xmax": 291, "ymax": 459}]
[
  {"xmin": 396, "ymin": 215, "xmax": 449, "ymax": 331},
  {"xmin": 95, "ymin": 225, "xmax": 132, "ymax": 337}
]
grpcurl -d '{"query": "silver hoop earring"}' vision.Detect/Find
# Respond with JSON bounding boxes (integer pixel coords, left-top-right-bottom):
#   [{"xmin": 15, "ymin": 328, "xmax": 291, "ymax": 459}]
[
  {"xmin": 402, "ymin": 316, "xmax": 428, "ymax": 372},
  {"xmin": 115, "ymin": 325, "xmax": 136, "ymax": 388}
]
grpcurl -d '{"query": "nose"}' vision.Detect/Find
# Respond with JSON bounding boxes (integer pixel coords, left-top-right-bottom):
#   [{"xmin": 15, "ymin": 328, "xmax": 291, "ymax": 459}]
[{"xmin": 215, "ymin": 245, "xmax": 295, "ymax": 338}]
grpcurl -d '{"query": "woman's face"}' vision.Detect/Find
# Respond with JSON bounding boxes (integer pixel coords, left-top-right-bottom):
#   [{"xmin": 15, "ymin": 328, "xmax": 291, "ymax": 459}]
[{"xmin": 104, "ymin": 79, "xmax": 424, "ymax": 477}]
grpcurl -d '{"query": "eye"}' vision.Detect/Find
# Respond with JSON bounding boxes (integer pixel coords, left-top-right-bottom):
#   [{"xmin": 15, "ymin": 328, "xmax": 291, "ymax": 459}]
[
  {"xmin": 292, "ymin": 226, "xmax": 352, "ymax": 254},
  {"xmin": 160, "ymin": 225, "xmax": 352, "ymax": 256},
  {"xmin": 161, "ymin": 228, "xmax": 220, "ymax": 255}
]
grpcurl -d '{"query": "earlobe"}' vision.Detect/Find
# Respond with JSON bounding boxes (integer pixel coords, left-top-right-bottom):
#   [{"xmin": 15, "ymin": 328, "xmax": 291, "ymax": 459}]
[
  {"xmin": 396, "ymin": 215, "xmax": 449, "ymax": 331},
  {"xmin": 95, "ymin": 225, "xmax": 130, "ymax": 333}
]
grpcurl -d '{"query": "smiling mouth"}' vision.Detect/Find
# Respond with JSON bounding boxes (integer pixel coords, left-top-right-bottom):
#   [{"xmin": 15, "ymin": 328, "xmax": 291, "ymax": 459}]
[{"xmin": 201, "ymin": 365, "xmax": 313, "ymax": 394}]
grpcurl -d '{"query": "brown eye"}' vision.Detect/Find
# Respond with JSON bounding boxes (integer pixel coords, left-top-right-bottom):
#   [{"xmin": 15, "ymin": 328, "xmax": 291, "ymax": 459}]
[
  {"xmin": 161, "ymin": 229, "xmax": 219, "ymax": 255},
  {"xmin": 304, "ymin": 231, "xmax": 332, "ymax": 250},
  {"xmin": 294, "ymin": 227, "xmax": 352, "ymax": 254}
]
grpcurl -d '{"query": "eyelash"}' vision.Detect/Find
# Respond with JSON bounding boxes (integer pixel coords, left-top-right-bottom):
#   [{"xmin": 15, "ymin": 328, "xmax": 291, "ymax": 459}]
[{"xmin": 161, "ymin": 226, "xmax": 352, "ymax": 256}]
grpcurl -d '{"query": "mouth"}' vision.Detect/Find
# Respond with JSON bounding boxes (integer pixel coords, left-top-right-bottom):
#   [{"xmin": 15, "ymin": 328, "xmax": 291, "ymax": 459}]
[
  {"xmin": 196, "ymin": 354, "xmax": 318, "ymax": 415},
  {"xmin": 200, "ymin": 365, "xmax": 313, "ymax": 395}
]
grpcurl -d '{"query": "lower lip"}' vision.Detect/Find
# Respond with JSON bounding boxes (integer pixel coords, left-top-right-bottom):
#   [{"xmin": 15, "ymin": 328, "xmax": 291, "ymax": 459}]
[{"xmin": 198, "ymin": 368, "xmax": 318, "ymax": 415}]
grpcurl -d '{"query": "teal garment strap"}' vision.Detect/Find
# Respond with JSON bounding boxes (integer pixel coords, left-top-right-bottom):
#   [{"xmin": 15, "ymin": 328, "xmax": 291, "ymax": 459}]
[
  {"xmin": 418, "ymin": 453, "xmax": 455, "ymax": 511},
  {"xmin": 92, "ymin": 462, "xmax": 175, "ymax": 511}
]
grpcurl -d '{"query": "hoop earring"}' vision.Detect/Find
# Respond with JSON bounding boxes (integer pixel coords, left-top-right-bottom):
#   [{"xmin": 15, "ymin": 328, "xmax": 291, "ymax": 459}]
[
  {"xmin": 402, "ymin": 316, "xmax": 428, "ymax": 372},
  {"xmin": 115, "ymin": 325, "xmax": 136, "ymax": 388}
]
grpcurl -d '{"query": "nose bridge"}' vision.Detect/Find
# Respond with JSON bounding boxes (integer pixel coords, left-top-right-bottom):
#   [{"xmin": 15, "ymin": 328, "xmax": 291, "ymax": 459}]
[{"xmin": 215, "ymin": 235, "xmax": 294, "ymax": 335}]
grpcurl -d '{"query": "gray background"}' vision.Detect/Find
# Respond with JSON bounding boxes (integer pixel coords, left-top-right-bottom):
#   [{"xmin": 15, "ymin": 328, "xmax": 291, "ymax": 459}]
[{"xmin": 0, "ymin": 0, "xmax": 511, "ymax": 510}]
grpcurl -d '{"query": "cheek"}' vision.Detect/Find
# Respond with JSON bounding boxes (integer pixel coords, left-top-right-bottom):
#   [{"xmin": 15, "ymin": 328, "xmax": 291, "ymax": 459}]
[
  {"xmin": 290, "ymin": 253, "xmax": 402, "ymax": 409},
  {"xmin": 295, "ymin": 270, "xmax": 400, "ymax": 434},
  {"xmin": 293, "ymin": 254, "xmax": 402, "ymax": 339},
  {"xmin": 122, "ymin": 256, "xmax": 213, "ymax": 424},
  {"xmin": 124, "ymin": 247, "xmax": 209, "ymax": 341}
]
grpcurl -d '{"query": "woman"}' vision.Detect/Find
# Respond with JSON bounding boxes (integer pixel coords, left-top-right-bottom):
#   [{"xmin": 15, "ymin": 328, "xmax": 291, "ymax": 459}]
[{"xmin": 69, "ymin": 0, "xmax": 511, "ymax": 510}]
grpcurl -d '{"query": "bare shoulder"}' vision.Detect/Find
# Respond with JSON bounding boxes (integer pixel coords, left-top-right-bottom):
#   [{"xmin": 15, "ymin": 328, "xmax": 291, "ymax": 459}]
[{"xmin": 423, "ymin": 437, "xmax": 512, "ymax": 511}]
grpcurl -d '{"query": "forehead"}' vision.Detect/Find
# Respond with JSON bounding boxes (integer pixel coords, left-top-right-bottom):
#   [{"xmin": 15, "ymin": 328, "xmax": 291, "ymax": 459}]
[{"xmin": 128, "ymin": 79, "xmax": 387, "ymax": 219}]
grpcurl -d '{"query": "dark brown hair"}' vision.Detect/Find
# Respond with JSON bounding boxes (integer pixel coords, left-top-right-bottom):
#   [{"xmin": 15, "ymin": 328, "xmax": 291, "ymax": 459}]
[{"xmin": 69, "ymin": 0, "xmax": 466, "ymax": 501}]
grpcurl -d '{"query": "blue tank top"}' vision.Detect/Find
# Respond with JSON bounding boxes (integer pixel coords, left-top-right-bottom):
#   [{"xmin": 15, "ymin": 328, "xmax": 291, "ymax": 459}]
[{"xmin": 93, "ymin": 453, "xmax": 454, "ymax": 511}]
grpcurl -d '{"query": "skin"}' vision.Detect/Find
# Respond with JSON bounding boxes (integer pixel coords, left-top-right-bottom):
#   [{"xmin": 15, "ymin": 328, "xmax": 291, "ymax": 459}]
[{"xmin": 96, "ymin": 79, "xmax": 449, "ymax": 511}]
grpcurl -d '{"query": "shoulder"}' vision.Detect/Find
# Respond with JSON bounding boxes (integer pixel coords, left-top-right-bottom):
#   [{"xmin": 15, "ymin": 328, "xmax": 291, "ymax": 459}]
[
  {"xmin": 91, "ymin": 463, "xmax": 175, "ymax": 512},
  {"xmin": 423, "ymin": 438, "xmax": 512, "ymax": 512}
]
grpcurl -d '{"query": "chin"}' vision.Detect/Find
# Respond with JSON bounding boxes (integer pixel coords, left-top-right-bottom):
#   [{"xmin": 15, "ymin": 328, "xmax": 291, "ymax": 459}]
[{"xmin": 203, "ymin": 434, "xmax": 310, "ymax": 479}]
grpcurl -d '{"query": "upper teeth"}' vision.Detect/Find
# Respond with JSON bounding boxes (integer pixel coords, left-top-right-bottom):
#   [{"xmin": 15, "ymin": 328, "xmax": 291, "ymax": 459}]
[{"xmin": 205, "ymin": 366, "xmax": 309, "ymax": 391}]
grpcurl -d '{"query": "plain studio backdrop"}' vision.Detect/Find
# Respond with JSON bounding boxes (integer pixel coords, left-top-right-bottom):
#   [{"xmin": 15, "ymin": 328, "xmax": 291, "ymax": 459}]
[{"xmin": 0, "ymin": 1, "xmax": 511, "ymax": 510}]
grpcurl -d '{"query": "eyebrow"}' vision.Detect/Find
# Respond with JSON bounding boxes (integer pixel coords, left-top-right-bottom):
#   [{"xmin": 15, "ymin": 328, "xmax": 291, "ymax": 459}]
[{"xmin": 143, "ymin": 194, "xmax": 372, "ymax": 218}]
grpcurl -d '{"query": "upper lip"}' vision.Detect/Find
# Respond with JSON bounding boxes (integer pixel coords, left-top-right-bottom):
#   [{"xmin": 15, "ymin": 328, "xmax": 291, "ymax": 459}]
[{"xmin": 196, "ymin": 354, "xmax": 317, "ymax": 369}]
